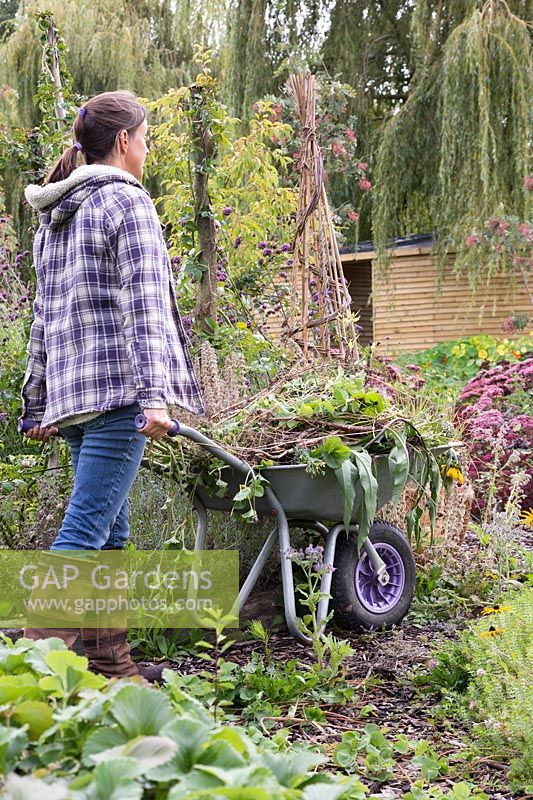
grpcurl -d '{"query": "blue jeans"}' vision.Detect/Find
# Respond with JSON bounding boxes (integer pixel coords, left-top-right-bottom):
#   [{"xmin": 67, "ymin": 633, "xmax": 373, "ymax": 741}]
[{"xmin": 51, "ymin": 404, "xmax": 147, "ymax": 551}]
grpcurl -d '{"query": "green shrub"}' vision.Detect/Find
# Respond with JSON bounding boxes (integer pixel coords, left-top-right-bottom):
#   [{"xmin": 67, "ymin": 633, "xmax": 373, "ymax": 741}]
[{"xmin": 416, "ymin": 586, "xmax": 533, "ymax": 791}]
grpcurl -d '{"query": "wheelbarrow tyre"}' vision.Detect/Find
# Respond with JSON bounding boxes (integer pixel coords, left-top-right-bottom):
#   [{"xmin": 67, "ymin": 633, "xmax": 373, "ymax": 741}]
[{"xmin": 331, "ymin": 520, "xmax": 415, "ymax": 632}]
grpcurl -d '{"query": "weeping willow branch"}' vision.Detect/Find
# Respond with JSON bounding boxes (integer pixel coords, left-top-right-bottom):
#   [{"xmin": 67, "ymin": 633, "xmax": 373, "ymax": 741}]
[{"xmin": 373, "ymin": 0, "xmax": 532, "ymax": 290}]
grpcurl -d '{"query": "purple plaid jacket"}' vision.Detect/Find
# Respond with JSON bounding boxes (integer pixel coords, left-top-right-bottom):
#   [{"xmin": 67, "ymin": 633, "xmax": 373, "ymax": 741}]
[{"xmin": 21, "ymin": 165, "xmax": 204, "ymax": 427}]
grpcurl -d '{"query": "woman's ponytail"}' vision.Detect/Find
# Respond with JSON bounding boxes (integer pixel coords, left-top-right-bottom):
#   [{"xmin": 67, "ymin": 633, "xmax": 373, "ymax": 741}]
[{"xmin": 46, "ymin": 145, "xmax": 84, "ymax": 184}]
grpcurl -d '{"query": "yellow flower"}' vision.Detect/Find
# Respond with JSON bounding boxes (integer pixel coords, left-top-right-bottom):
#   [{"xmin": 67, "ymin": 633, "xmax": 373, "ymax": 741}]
[
  {"xmin": 477, "ymin": 349, "xmax": 488, "ymax": 359},
  {"xmin": 496, "ymin": 345, "xmax": 506, "ymax": 355},
  {"xmin": 520, "ymin": 508, "xmax": 533, "ymax": 526},
  {"xmin": 446, "ymin": 467, "xmax": 464, "ymax": 485},
  {"xmin": 479, "ymin": 626, "xmax": 504, "ymax": 638},
  {"xmin": 481, "ymin": 605, "xmax": 513, "ymax": 616}
]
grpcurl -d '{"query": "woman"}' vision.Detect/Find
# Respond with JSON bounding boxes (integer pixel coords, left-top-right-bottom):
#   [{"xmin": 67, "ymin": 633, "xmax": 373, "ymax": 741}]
[{"xmin": 20, "ymin": 90, "xmax": 204, "ymax": 680}]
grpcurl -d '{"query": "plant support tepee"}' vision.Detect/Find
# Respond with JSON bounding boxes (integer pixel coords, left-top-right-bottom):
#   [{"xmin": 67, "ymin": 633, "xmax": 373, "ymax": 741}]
[{"xmin": 284, "ymin": 72, "xmax": 359, "ymax": 362}]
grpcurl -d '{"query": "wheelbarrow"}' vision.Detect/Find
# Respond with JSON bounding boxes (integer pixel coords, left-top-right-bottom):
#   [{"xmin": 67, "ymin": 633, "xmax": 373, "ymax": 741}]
[
  {"xmin": 19, "ymin": 413, "xmax": 455, "ymax": 646},
  {"xmin": 133, "ymin": 414, "xmax": 457, "ymax": 646}
]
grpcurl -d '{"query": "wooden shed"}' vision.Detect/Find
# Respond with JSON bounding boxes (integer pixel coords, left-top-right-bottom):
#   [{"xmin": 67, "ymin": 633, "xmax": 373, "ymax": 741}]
[{"xmin": 340, "ymin": 234, "xmax": 532, "ymax": 351}]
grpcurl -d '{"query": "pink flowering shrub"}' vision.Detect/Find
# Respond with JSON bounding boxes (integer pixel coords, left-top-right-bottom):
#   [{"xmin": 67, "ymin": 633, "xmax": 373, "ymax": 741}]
[
  {"xmin": 455, "ymin": 357, "xmax": 533, "ymax": 512},
  {"xmin": 464, "ymin": 212, "xmax": 532, "ymax": 291}
]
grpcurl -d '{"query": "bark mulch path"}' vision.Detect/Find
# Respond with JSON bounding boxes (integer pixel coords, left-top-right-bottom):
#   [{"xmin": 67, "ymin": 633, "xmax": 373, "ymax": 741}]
[{"xmin": 171, "ymin": 618, "xmax": 516, "ymax": 800}]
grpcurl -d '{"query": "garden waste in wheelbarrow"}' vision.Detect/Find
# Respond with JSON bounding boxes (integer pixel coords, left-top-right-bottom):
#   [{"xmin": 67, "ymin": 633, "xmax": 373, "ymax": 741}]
[{"xmin": 136, "ymin": 414, "xmax": 458, "ymax": 646}]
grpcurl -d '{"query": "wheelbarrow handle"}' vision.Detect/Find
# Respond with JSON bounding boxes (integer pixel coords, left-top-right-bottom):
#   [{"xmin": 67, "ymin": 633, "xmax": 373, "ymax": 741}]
[
  {"xmin": 135, "ymin": 413, "xmax": 180, "ymax": 437},
  {"xmin": 19, "ymin": 414, "xmax": 181, "ymax": 438},
  {"xmin": 18, "ymin": 417, "xmax": 58, "ymax": 434}
]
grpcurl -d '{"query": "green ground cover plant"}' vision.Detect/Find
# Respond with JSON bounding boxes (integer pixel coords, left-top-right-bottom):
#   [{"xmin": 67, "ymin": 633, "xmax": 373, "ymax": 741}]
[
  {"xmin": 0, "ymin": 632, "xmax": 496, "ymax": 800},
  {"xmin": 395, "ymin": 334, "xmax": 532, "ymax": 402},
  {"xmin": 414, "ymin": 585, "xmax": 533, "ymax": 793}
]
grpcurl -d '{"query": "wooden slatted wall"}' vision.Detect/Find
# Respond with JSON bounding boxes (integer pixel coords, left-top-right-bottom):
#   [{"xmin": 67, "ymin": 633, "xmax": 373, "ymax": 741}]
[
  {"xmin": 368, "ymin": 247, "xmax": 532, "ymax": 351},
  {"xmin": 265, "ymin": 246, "xmax": 531, "ymax": 352}
]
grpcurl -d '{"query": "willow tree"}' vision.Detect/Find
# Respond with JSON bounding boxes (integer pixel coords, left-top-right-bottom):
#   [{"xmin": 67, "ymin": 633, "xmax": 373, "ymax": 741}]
[
  {"xmin": 223, "ymin": 0, "xmax": 328, "ymax": 124},
  {"xmin": 224, "ymin": 0, "xmax": 274, "ymax": 123},
  {"xmin": 372, "ymin": 0, "xmax": 532, "ymax": 287},
  {"xmin": 0, "ymin": 0, "xmax": 228, "ymax": 241},
  {"xmin": 320, "ymin": 1, "xmax": 416, "ymax": 239}
]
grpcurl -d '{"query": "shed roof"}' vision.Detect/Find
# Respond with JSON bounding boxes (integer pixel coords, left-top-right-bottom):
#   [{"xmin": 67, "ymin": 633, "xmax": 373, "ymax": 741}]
[{"xmin": 339, "ymin": 233, "xmax": 434, "ymax": 261}]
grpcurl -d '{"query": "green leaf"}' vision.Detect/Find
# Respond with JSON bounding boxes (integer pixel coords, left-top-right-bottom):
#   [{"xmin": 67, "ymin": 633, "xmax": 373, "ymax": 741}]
[
  {"xmin": 335, "ymin": 459, "xmax": 359, "ymax": 532},
  {"xmin": 11, "ymin": 700, "xmax": 53, "ymax": 739},
  {"xmin": 351, "ymin": 451, "xmax": 378, "ymax": 550},
  {"xmin": 91, "ymin": 735, "xmax": 178, "ymax": 772},
  {"xmin": 38, "ymin": 649, "xmax": 106, "ymax": 696},
  {"xmin": 312, "ymin": 436, "xmax": 351, "ymax": 469},
  {"xmin": 302, "ymin": 782, "xmax": 351, "ymax": 800},
  {"xmin": 82, "ymin": 727, "xmax": 129, "ymax": 766},
  {"xmin": 92, "ymin": 757, "xmax": 143, "ymax": 800},
  {"xmin": 148, "ymin": 717, "xmax": 211, "ymax": 780},
  {"xmin": 198, "ymin": 738, "xmax": 246, "ymax": 770},
  {"xmin": 261, "ymin": 750, "xmax": 325, "ymax": 788},
  {"xmin": 388, "ymin": 431, "xmax": 410, "ymax": 506},
  {"xmin": 110, "ymin": 684, "xmax": 174, "ymax": 737},
  {"xmin": 0, "ymin": 726, "xmax": 28, "ymax": 775},
  {"xmin": 233, "ymin": 486, "xmax": 252, "ymax": 502},
  {"xmin": 0, "ymin": 674, "xmax": 42, "ymax": 705}
]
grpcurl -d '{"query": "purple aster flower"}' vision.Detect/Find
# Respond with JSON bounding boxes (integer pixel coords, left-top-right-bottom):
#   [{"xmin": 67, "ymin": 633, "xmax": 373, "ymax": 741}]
[{"xmin": 222, "ymin": 206, "xmax": 233, "ymax": 217}]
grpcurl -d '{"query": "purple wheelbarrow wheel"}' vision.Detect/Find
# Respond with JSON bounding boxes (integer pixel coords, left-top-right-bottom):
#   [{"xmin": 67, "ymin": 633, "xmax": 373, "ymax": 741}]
[
  {"xmin": 331, "ymin": 520, "xmax": 416, "ymax": 631},
  {"xmin": 355, "ymin": 542, "xmax": 406, "ymax": 613}
]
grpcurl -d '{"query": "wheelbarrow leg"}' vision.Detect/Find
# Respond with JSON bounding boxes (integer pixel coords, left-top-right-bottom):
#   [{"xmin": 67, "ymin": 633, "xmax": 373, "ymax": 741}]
[
  {"xmin": 266, "ymin": 489, "xmax": 312, "ymax": 646},
  {"xmin": 315, "ymin": 524, "xmax": 390, "ymax": 635},
  {"xmin": 316, "ymin": 523, "xmax": 343, "ymax": 635},
  {"xmin": 193, "ymin": 496, "xmax": 207, "ymax": 551},
  {"xmin": 228, "ymin": 524, "xmax": 278, "ymax": 620}
]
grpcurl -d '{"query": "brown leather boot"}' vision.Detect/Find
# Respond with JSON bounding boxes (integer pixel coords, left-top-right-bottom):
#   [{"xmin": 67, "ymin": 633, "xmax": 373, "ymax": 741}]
[
  {"xmin": 81, "ymin": 628, "xmax": 140, "ymax": 679},
  {"xmin": 23, "ymin": 627, "xmax": 79, "ymax": 648},
  {"xmin": 80, "ymin": 629, "xmax": 171, "ymax": 683}
]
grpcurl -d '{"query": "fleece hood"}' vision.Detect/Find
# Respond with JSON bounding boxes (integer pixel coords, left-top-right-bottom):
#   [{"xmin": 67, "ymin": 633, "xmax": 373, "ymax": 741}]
[{"xmin": 24, "ymin": 165, "xmax": 146, "ymax": 228}]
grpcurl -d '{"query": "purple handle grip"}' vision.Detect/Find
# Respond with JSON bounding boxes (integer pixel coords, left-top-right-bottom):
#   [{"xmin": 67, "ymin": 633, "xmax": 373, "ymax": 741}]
[
  {"xmin": 18, "ymin": 417, "xmax": 54, "ymax": 434},
  {"xmin": 135, "ymin": 413, "xmax": 180, "ymax": 437}
]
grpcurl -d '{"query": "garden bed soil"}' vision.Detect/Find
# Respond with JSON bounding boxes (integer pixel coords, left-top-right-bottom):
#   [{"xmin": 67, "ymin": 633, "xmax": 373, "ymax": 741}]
[{"xmin": 174, "ymin": 621, "xmax": 516, "ymax": 800}]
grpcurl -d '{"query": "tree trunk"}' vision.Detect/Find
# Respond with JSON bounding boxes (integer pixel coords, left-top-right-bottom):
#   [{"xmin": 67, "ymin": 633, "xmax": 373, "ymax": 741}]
[{"xmin": 45, "ymin": 17, "xmax": 67, "ymax": 129}]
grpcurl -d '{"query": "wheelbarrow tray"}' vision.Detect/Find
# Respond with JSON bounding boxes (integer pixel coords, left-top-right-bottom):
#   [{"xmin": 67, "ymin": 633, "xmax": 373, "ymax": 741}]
[{"xmin": 194, "ymin": 444, "xmax": 453, "ymax": 523}]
